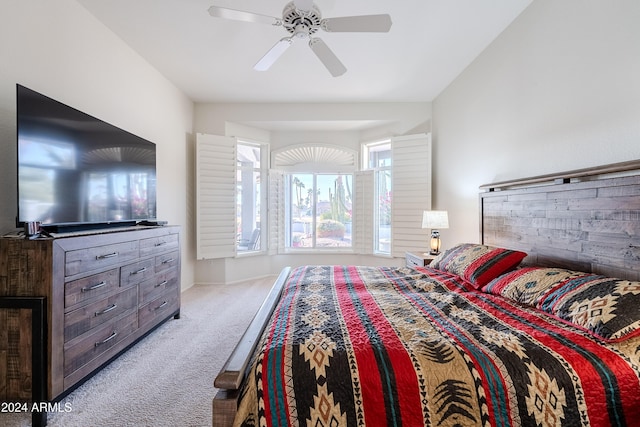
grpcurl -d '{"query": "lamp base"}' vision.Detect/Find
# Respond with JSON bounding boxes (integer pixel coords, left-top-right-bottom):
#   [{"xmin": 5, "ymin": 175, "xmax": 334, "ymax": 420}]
[{"xmin": 429, "ymin": 232, "xmax": 441, "ymax": 256}]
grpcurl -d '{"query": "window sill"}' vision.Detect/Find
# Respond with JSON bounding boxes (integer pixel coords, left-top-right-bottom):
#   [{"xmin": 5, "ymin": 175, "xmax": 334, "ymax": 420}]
[
  {"xmin": 284, "ymin": 248, "xmax": 355, "ymax": 255},
  {"xmin": 372, "ymin": 252, "xmax": 394, "ymax": 259},
  {"xmin": 235, "ymin": 250, "xmax": 266, "ymax": 258}
]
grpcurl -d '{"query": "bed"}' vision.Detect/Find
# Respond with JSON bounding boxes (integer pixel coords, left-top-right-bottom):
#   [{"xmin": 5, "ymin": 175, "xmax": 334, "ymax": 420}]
[{"xmin": 213, "ymin": 160, "xmax": 640, "ymax": 426}]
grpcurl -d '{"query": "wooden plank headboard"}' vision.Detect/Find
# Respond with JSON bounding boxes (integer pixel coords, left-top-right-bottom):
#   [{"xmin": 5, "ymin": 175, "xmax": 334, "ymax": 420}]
[{"xmin": 480, "ymin": 160, "xmax": 640, "ymax": 281}]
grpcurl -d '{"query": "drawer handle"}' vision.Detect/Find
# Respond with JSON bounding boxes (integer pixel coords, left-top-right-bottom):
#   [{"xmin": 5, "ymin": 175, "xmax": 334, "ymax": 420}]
[
  {"xmin": 96, "ymin": 252, "xmax": 118, "ymax": 260},
  {"xmin": 161, "ymin": 258, "xmax": 175, "ymax": 265},
  {"xmin": 154, "ymin": 280, "xmax": 168, "ymax": 288},
  {"xmin": 155, "ymin": 241, "xmax": 167, "ymax": 247},
  {"xmin": 95, "ymin": 331, "xmax": 118, "ymax": 347},
  {"xmin": 130, "ymin": 267, "xmax": 148, "ymax": 275},
  {"xmin": 81, "ymin": 281, "xmax": 106, "ymax": 293},
  {"xmin": 95, "ymin": 304, "xmax": 118, "ymax": 316},
  {"xmin": 154, "ymin": 301, "xmax": 168, "ymax": 311}
]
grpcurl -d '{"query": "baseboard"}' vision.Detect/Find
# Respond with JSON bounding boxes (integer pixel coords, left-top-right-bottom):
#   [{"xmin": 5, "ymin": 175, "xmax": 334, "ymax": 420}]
[{"xmin": 193, "ymin": 273, "xmax": 278, "ymax": 286}]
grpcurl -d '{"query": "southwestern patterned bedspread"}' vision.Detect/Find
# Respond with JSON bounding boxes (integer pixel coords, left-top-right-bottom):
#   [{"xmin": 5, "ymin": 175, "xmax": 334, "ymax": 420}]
[{"xmin": 233, "ymin": 265, "xmax": 640, "ymax": 426}]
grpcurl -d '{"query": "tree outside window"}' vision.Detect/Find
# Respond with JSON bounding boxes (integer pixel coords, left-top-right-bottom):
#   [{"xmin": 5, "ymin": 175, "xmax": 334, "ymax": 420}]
[{"xmin": 287, "ymin": 173, "xmax": 353, "ymax": 249}]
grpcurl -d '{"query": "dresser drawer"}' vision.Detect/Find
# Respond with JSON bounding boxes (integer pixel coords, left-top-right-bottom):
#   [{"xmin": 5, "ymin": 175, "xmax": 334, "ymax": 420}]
[
  {"xmin": 139, "ymin": 268, "xmax": 179, "ymax": 305},
  {"xmin": 140, "ymin": 233, "xmax": 179, "ymax": 258},
  {"xmin": 65, "ymin": 241, "xmax": 139, "ymax": 277},
  {"xmin": 64, "ymin": 286, "xmax": 138, "ymax": 343},
  {"xmin": 65, "ymin": 268, "xmax": 119, "ymax": 310},
  {"xmin": 120, "ymin": 258, "xmax": 155, "ymax": 287},
  {"xmin": 64, "ymin": 311, "xmax": 138, "ymax": 376},
  {"xmin": 155, "ymin": 251, "xmax": 179, "ymax": 273},
  {"xmin": 139, "ymin": 290, "xmax": 179, "ymax": 330}
]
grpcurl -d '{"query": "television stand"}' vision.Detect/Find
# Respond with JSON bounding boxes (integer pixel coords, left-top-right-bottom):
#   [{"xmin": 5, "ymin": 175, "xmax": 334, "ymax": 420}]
[{"xmin": 0, "ymin": 226, "xmax": 181, "ymax": 402}]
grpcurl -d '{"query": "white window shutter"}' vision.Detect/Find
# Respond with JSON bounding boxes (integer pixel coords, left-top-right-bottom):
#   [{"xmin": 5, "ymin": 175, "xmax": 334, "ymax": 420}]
[
  {"xmin": 391, "ymin": 133, "xmax": 432, "ymax": 257},
  {"xmin": 196, "ymin": 133, "xmax": 237, "ymax": 259},
  {"xmin": 268, "ymin": 169, "xmax": 285, "ymax": 255},
  {"xmin": 354, "ymin": 170, "xmax": 374, "ymax": 254}
]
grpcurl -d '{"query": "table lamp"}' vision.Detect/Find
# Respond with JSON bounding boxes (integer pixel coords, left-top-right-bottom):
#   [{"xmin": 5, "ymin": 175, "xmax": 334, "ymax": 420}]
[{"xmin": 422, "ymin": 210, "xmax": 449, "ymax": 255}]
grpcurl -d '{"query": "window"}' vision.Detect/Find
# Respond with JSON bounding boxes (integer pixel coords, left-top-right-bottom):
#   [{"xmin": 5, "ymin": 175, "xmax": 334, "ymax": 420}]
[
  {"xmin": 236, "ymin": 140, "xmax": 267, "ymax": 253},
  {"xmin": 196, "ymin": 134, "xmax": 430, "ymax": 260},
  {"xmin": 363, "ymin": 140, "xmax": 392, "ymax": 254},
  {"xmin": 286, "ymin": 173, "xmax": 353, "ymax": 249}
]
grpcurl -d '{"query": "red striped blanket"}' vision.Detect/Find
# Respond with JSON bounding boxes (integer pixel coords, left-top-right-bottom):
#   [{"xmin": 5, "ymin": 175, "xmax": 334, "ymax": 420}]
[{"xmin": 233, "ymin": 265, "xmax": 640, "ymax": 426}]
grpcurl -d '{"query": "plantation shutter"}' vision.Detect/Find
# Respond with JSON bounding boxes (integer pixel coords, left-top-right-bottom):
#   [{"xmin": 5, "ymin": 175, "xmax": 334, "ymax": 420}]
[
  {"xmin": 354, "ymin": 170, "xmax": 374, "ymax": 254},
  {"xmin": 196, "ymin": 133, "xmax": 236, "ymax": 259},
  {"xmin": 268, "ymin": 169, "xmax": 285, "ymax": 255},
  {"xmin": 391, "ymin": 133, "xmax": 432, "ymax": 258}
]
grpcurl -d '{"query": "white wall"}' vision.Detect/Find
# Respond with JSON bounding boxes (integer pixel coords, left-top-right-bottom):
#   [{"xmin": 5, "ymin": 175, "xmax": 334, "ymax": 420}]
[
  {"xmin": 433, "ymin": 0, "xmax": 640, "ymax": 248},
  {"xmin": 0, "ymin": 0, "xmax": 195, "ymax": 290},
  {"xmin": 194, "ymin": 102, "xmax": 431, "ymax": 284},
  {"xmin": 195, "ymin": 103, "xmax": 431, "ymax": 143}
]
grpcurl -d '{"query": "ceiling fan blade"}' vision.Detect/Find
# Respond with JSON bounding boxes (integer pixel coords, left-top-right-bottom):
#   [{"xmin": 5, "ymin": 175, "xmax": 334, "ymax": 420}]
[
  {"xmin": 309, "ymin": 38, "xmax": 346, "ymax": 77},
  {"xmin": 254, "ymin": 38, "xmax": 293, "ymax": 71},
  {"xmin": 208, "ymin": 6, "xmax": 280, "ymax": 26},
  {"xmin": 322, "ymin": 14, "xmax": 392, "ymax": 32},
  {"xmin": 293, "ymin": 0, "xmax": 314, "ymax": 11}
]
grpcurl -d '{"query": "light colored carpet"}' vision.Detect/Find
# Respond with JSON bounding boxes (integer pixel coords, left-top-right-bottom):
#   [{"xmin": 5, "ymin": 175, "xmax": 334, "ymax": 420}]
[{"xmin": 3, "ymin": 277, "xmax": 275, "ymax": 427}]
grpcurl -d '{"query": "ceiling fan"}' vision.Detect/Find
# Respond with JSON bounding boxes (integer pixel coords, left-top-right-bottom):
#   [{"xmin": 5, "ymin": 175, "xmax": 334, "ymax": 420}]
[{"xmin": 208, "ymin": 0, "xmax": 392, "ymax": 77}]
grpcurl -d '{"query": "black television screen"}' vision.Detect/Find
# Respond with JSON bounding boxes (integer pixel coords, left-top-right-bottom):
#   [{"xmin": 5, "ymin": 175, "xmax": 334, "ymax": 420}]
[{"xmin": 16, "ymin": 84, "xmax": 157, "ymax": 230}]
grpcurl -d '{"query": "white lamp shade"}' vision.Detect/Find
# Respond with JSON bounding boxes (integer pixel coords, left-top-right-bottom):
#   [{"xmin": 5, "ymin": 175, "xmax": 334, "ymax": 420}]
[{"xmin": 422, "ymin": 210, "xmax": 449, "ymax": 229}]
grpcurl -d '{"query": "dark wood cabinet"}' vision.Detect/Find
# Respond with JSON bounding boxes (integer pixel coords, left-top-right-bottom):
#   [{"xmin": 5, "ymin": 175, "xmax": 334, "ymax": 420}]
[{"xmin": 0, "ymin": 226, "xmax": 181, "ymax": 402}]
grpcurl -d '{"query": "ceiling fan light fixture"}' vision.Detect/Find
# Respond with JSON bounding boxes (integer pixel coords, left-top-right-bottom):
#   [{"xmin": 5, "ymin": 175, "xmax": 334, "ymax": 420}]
[
  {"xmin": 208, "ymin": 1, "xmax": 392, "ymax": 76},
  {"xmin": 282, "ymin": 2, "xmax": 321, "ymax": 35}
]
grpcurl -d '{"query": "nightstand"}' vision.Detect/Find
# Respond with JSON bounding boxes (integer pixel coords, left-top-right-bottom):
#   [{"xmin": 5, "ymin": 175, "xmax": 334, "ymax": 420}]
[{"xmin": 405, "ymin": 251, "xmax": 436, "ymax": 268}]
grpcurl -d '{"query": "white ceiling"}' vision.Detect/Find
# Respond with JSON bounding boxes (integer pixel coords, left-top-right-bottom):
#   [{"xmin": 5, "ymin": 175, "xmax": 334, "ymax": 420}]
[{"xmin": 78, "ymin": 0, "xmax": 532, "ymax": 104}]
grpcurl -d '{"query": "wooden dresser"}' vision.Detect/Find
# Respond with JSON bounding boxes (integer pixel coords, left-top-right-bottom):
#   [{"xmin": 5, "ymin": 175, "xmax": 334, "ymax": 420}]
[{"xmin": 0, "ymin": 226, "xmax": 181, "ymax": 402}]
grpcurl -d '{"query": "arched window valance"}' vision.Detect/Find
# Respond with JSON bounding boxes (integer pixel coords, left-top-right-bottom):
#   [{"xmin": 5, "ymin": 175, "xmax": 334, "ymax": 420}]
[{"xmin": 272, "ymin": 143, "xmax": 358, "ymax": 172}]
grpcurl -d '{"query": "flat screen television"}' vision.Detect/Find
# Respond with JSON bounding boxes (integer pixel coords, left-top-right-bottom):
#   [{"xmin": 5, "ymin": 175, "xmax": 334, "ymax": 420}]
[{"xmin": 16, "ymin": 84, "xmax": 157, "ymax": 232}]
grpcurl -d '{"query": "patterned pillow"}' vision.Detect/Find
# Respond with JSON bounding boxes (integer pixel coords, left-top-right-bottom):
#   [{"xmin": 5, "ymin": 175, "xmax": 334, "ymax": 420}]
[
  {"xmin": 482, "ymin": 267, "xmax": 587, "ymax": 307},
  {"xmin": 428, "ymin": 243, "xmax": 527, "ymax": 288},
  {"xmin": 485, "ymin": 267, "xmax": 640, "ymax": 342},
  {"xmin": 537, "ymin": 275, "xmax": 640, "ymax": 342}
]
